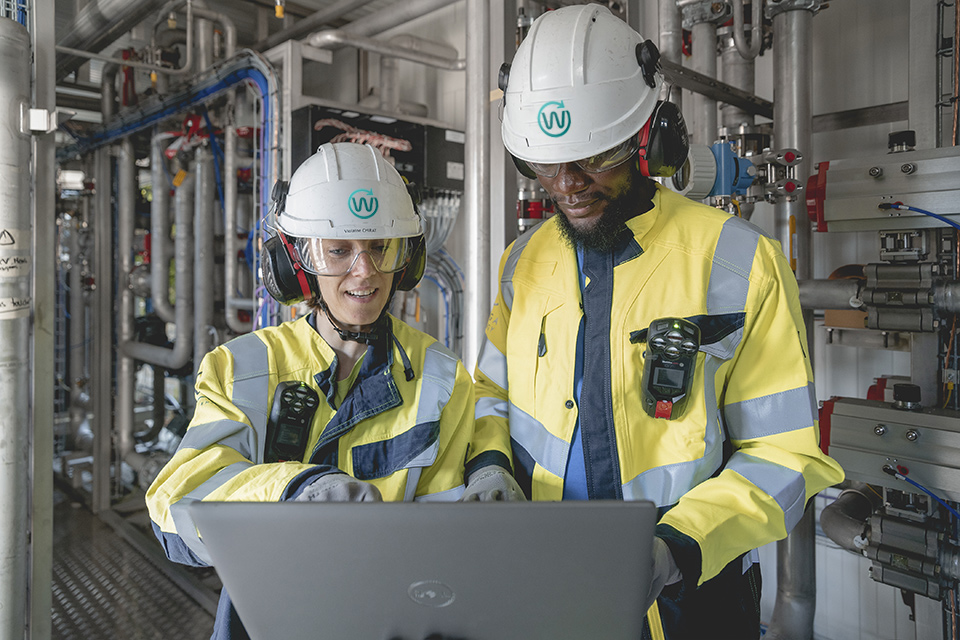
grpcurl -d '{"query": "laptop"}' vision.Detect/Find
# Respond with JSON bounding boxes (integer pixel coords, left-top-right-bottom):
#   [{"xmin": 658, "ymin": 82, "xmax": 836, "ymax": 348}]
[{"xmin": 189, "ymin": 500, "xmax": 657, "ymax": 640}]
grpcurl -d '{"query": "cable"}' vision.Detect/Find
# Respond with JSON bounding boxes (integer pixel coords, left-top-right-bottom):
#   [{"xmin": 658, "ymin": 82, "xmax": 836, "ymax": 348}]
[
  {"xmin": 883, "ymin": 464, "xmax": 960, "ymax": 521},
  {"xmin": 878, "ymin": 202, "xmax": 960, "ymax": 232}
]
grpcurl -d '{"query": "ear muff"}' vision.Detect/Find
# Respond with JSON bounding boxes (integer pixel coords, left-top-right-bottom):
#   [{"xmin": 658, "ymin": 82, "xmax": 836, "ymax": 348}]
[
  {"xmin": 636, "ymin": 100, "xmax": 689, "ymax": 178},
  {"xmin": 260, "ymin": 231, "xmax": 321, "ymax": 305},
  {"xmin": 396, "ymin": 234, "xmax": 426, "ymax": 292}
]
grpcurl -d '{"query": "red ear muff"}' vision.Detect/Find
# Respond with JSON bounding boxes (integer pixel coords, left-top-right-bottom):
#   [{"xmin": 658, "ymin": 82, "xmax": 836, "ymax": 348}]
[
  {"xmin": 260, "ymin": 231, "xmax": 320, "ymax": 305},
  {"xmin": 636, "ymin": 100, "xmax": 689, "ymax": 178}
]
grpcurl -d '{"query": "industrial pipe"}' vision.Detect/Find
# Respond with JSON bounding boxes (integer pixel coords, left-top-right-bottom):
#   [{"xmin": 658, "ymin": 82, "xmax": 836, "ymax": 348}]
[
  {"xmin": 820, "ymin": 484, "xmax": 880, "ymax": 554},
  {"xmin": 254, "ymin": 0, "xmax": 378, "ymax": 52},
  {"xmin": 377, "ymin": 34, "xmax": 459, "ymax": 115},
  {"xmin": 659, "ymin": 0, "xmax": 684, "ymax": 110},
  {"xmin": 116, "ymin": 138, "xmax": 147, "ymax": 472},
  {"xmin": 797, "ymin": 278, "xmax": 862, "ymax": 311},
  {"xmin": 340, "ymin": 0, "xmax": 460, "ymax": 38},
  {"xmin": 224, "ymin": 94, "xmax": 253, "ymax": 334},
  {"xmin": 691, "ymin": 21, "xmax": 718, "ymax": 144},
  {"xmin": 463, "ymin": 0, "xmax": 489, "ymax": 373},
  {"xmin": 121, "ymin": 172, "xmax": 195, "ymax": 369},
  {"xmin": 55, "ymin": 0, "xmax": 168, "ymax": 80},
  {"xmin": 767, "ymin": 7, "xmax": 818, "ymax": 639},
  {"xmin": 194, "ymin": 147, "xmax": 216, "ymax": 373},
  {"xmin": 732, "ymin": 0, "xmax": 762, "ymax": 60},
  {"xmin": 0, "ymin": 17, "xmax": 32, "ymax": 638},
  {"xmin": 150, "ymin": 133, "xmax": 176, "ymax": 323},
  {"xmin": 307, "ymin": 30, "xmax": 466, "ymax": 70}
]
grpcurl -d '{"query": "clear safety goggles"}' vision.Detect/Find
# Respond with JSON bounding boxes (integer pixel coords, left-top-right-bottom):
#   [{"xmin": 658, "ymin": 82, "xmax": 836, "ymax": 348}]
[
  {"xmin": 515, "ymin": 135, "xmax": 641, "ymax": 179},
  {"xmin": 291, "ymin": 236, "xmax": 411, "ymax": 277}
]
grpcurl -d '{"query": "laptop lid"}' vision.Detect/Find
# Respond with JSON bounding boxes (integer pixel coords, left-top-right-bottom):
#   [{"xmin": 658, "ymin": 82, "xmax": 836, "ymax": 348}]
[{"xmin": 189, "ymin": 500, "xmax": 657, "ymax": 640}]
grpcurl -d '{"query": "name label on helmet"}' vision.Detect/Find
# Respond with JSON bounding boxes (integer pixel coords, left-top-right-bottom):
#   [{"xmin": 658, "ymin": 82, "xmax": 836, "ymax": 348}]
[
  {"xmin": 538, "ymin": 101, "xmax": 571, "ymax": 138},
  {"xmin": 348, "ymin": 189, "xmax": 379, "ymax": 219}
]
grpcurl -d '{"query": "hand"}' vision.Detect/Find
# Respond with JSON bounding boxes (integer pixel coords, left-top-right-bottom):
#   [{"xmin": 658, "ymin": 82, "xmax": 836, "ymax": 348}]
[
  {"xmin": 459, "ymin": 465, "xmax": 526, "ymax": 502},
  {"xmin": 643, "ymin": 537, "xmax": 682, "ymax": 613},
  {"xmin": 294, "ymin": 473, "xmax": 383, "ymax": 502}
]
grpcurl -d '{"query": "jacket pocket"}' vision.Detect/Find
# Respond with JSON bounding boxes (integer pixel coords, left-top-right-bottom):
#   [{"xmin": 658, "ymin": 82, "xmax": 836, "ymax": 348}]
[{"xmin": 350, "ymin": 421, "xmax": 441, "ymax": 481}]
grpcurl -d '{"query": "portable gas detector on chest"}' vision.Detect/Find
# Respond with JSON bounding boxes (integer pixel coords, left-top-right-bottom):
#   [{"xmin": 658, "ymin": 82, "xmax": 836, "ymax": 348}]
[{"xmin": 636, "ymin": 317, "xmax": 701, "ymax": 420}]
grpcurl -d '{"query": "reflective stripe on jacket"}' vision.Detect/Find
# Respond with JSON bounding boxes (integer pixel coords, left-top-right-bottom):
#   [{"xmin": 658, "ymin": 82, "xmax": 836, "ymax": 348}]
[
  {"xmin": 472, "ymin": 185, "xmax": 844, "ymax": 586},
  {"xmin": 147, "ymin": 314, "xmax": 474, "ymax": 567}
]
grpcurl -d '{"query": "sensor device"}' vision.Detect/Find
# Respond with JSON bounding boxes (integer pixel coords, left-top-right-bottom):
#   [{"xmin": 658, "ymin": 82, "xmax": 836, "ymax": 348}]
[
  {"xmin": 265, "ymin": 381, "xmax": 319, "ymax": 463},
  {"xmin": 641, "ymin": 317, "xmax": 700, "ymax": 420}
]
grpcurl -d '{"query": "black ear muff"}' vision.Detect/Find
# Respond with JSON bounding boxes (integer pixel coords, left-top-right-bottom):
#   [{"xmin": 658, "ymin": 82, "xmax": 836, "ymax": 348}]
[
  {"xmin": 396, "ymin": 235, "xmax": 426, "ymax": 292},
  {"xmin": 636, "ymin": 100, "xmax": 689, "ymax": 178},
  {"xmin": 636, "ymin": 40, "xmax": 661, "ymax": 89},
  {"xmin": 498, "ymin": 63, "xmax": 511, "ymax": 92},
  {"xmin": 260, "ymin": 232, "xmax": 320, "ymax": 305}
]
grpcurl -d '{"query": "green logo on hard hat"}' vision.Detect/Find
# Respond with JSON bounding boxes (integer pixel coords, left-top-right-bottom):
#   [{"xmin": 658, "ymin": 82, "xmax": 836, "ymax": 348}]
[
  {"xmin": 348, "ymin": 189, "xmax": 379, "ymax": 219},
  {"xmin": 538, "ymin": 101, "xmax": 571, "ymax": 137}
]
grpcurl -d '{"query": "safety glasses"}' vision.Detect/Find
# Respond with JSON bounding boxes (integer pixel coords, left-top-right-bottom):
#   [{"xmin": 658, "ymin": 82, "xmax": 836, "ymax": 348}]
[
  {"xmin": 513, "ymin": 135, "xmax": 641, "ymax": 179},
  {"xmin": 292, "ymin": 237, "xmax": 411, "ymax": 277}
]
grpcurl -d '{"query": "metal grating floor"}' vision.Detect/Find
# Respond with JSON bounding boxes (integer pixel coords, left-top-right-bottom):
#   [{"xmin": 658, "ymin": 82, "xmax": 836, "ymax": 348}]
[{"xmin": 52, "ymin": 491, "xmax": 216, "ymax": 639}]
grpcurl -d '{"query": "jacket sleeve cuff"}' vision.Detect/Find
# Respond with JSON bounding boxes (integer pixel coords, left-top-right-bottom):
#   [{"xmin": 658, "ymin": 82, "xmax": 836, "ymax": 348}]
[
  {"xmin": 280, "ymin": 465, "xmax": 343, "ymax": 501},
  {"xmin": 464, "ymin": 450, "xmax": 513, "ymax": 484},
  {"xmin": 656, "ymin": 523, "xmax": 703, "ymax": 592}
]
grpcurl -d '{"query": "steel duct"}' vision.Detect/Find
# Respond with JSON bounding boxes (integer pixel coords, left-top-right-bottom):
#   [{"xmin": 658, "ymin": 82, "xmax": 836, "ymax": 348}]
[
  {"xmin": 254, "ymin": 0, "xmax": 378, "ymax": 52},
  {"xmin": 55, "ymin": 0, "xmax": 168, "ymax": 80},
  {"xmin": 463, "ymin": 0, "xmax": 489, "ymax": 373},
  {"xmin": 150, "ymin": 133, "xmax": 176, "ymax": 323},
  {"xmin": 194, "ymin": 147, "xmax": 216, "ymax": 373},
  {"xmin": 0, "ymin": 17, "xmax": 31, "ymax": 638},
  {"xmin": 308, "ymin": 30, "xmax": 465, "ymax": 70},
  {"xmin": 116, "ymin": 138, "xmax": 146, "ymax": 472},
  {"xmin": 121, "ymin": 170, "xmax": 195, "ymax": 370}
]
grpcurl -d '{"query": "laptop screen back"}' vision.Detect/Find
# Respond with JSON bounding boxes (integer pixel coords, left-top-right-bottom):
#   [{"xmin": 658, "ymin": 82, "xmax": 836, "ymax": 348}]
[{"xmin": 189, "ymin": 500, "xmax": 656, "ymax": 640}]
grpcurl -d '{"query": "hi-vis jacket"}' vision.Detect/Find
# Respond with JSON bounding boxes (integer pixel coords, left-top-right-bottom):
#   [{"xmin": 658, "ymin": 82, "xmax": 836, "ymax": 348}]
[
  {"xmin": 472, "ymin": 185, "xmax": 844, "ymax": 588},
  {"xmin": 147, "ymin": 314, "xmax": 474, "ymax": 568}
]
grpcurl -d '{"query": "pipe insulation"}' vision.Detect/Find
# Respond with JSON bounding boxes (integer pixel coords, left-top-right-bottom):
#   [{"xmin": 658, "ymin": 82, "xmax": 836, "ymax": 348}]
[
  {"xmin": 820, "ymin": 484, "xmax": 880, "ymax": 554},
  {"xmin": 194, "ymin": 147, "xmax": 216, "ymax": 371},
  {"xmin": 55, "ymin": 0, "xmax": 168, "ymax": 80},
  {"xmin": 116, "ymin": 138, "xmax": 146, "ymax": 472},
  {"xmin": 150, "ymin": 133, "xmax": 176, "ymax": 323},
  {"xmin": 0, "ymin": 17, "xmax": 31, "ymax": 639}
]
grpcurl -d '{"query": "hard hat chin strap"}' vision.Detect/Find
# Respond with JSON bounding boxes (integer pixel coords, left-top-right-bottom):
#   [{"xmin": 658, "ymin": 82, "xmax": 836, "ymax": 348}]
[{"xmin": 316, "ymin": 297, "xmax": 387, "ymax": 346}]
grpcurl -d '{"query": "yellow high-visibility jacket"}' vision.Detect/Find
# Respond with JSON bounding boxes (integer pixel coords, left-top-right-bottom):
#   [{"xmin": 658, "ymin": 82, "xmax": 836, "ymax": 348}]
[
  {"xmin": 472, "ymin": 185, "xmax": 844, "ymax": 589},
  {"xmin": 147, "ymin": 314, "xmax": 474, "ymax": 568}
]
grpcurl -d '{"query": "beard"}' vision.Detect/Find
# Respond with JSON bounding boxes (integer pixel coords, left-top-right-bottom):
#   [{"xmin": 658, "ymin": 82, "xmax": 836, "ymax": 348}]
[{"xmin": 552, "ymin": 176, "xmax": 651, "ymax": 252}]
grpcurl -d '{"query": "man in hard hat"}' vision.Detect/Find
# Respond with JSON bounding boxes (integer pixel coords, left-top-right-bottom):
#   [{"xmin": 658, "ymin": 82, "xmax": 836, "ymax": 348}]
[
  {"xmin": 146, "ymin": 142, "xmax": 475, "ymax": 639},
  {"xmin": 465, "ymin": 5, "xmax": 844, "ymax": 639}
]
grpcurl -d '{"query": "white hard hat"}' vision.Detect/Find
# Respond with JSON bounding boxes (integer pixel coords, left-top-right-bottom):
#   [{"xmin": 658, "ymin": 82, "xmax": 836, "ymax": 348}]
[
  {"xmin": 276, "ymin": 142, "xmax": 422, "ymax": 239},
  {"xmin": 500, "ymin": 3, "xmax": 662, "ymax": 164}
]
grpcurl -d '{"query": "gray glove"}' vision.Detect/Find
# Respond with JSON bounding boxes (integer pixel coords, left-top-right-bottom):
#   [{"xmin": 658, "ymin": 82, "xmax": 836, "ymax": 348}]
[
  {"xmin": 459, "ymin": 465, "xmax": 526, "ymax": 502},
  {"xmin": 294, "ymin": 473, "xmax": 383, "ymax": 502},
  {"xmin": 643, "ymin": 537, "xmax": 682, "ymax": 613}
]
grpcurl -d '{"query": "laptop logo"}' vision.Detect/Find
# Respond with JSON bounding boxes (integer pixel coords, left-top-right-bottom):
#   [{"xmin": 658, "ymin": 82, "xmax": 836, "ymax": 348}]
[{"xmin": 408, "ymin": 580, "xmax": 456, "ymax": 608}]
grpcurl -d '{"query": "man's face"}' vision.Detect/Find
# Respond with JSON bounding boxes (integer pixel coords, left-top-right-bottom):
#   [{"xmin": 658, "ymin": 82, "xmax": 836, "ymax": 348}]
[{"xmin": 536, "ymin": 160, "xmax": 635, "ymax": 233}]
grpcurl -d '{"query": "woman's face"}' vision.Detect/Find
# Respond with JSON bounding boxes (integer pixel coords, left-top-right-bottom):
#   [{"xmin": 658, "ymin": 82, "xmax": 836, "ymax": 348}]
[{"xmin": 313, "ymin": 239, "xmax": 396, "ymax": 332}]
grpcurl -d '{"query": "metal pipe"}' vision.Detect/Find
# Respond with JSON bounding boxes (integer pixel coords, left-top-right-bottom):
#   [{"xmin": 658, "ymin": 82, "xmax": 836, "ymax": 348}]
[
  {"xmin": 765, "ymin": 504, "xmax": 818, "ymax": 640},
  {"xmin": 68, "ymin": 213, "xmax": 93, "ymax": 451},
  {"xmin": 254, "ymin": 0, "xmax": 379, "ymax": 52},
  {"xmin": 934, "ymin": 280, "xmax": 960, "ymax": 314},
  {"xmin": 731, "ymin": 0, "xmax": 762, "ymax": 60},
  {"xmin": 55, "ymin": 0, "xmax": 168, "ymax": 80},
  {"xmin": 194, "ymin": 147, "xmax": 216, "ymax": 373},
  {"xmin": 0, "ymin": 17, "xmax": 31, "ymax": 637},
  {"xmin": 100, "ymin": 62, "xmax": 119, "ymax": 120},
  {"xmin": 307, "ymin": 30, "xmax": 466, "ymax": 70},
  {"xmin": 768, "ymin": 8, "xmax": 817, "ymax": 639},
  {"xmin": 691, "ymin": 21, "xmax": 718, "ymax": 144},
  {"xmin": 820, "ymin": 484, "xmax": 880, "ymax": 554},
  {"xmin": 91, "ymin": 148, "xmax": 112, "ymax": 513},
  {"xmin": 379, "ymin": 34, "xmax": 458, "ymax": 114},
  {"xmin": 116, "ymin": 138, "xmax": 147, "ymax": 472},
  {"xmin": 151, "ymin": 133, "xmax": 176, "ymax": 323},
  {"xmin": 340, "ymin": 0, "xmax": 460, "ymax": 37},
  {"xmin": 463, "ymin": 0, "xmax": 489, "ymax": 373},
  {"xmin": 719, "ymin": 32, "xmax": 756, "ymax": 130},
  {"xmin": 659, "ymin": 0, "xmax": 684, "ymax": 110},
  {"xmin": 224, "ymin": 93, "xmax": 253, "ymax": 333},
  {"xmin": 797, "ymin": 279, "xmax": 861, "ymax": 311},
  {"xmin": 121, "ymin": 171, "xmax": 195, "ymax": 369},
  {"xmin": 773, "ymin": 8, "xmax": 813, "ymax": 281}
]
